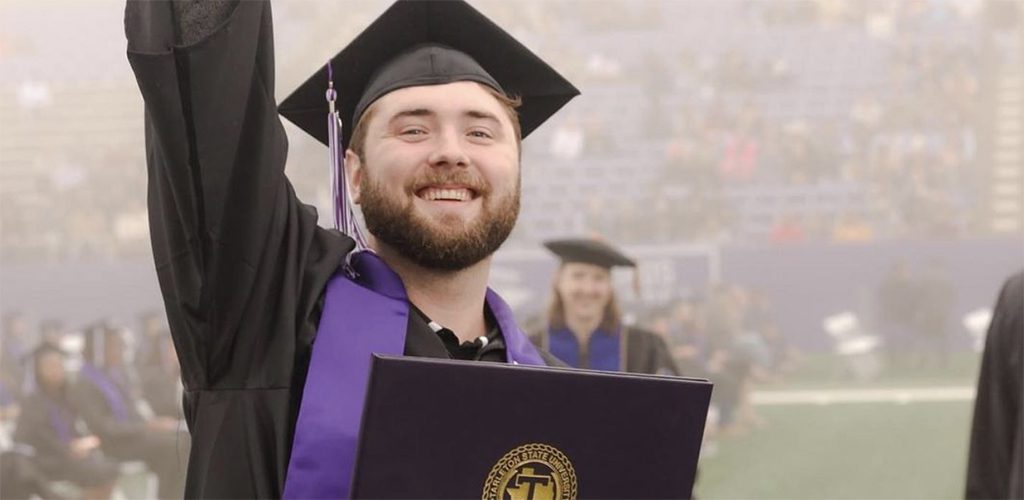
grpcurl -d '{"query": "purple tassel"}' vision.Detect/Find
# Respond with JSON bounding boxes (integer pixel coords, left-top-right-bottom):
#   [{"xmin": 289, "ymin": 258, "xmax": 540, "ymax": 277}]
[{"xmin": 326, "ymin": 63, "xmax": 367, "ymax": 251}]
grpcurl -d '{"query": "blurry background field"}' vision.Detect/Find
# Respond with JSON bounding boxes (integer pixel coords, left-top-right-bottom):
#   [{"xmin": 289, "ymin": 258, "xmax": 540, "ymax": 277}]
[
  {"xmin": 698, "ymin": 399, "xmax": 974, "ymax": 498},
  {"xmin": 696, "ymin": 352, "xmax": 980, "ymax": 498}
]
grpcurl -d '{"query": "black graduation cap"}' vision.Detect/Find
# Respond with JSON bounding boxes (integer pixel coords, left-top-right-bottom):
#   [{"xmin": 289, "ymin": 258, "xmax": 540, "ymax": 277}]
[
  {"xmin": 544, "ymin": 238, "xmax": 637, "ymax": 269},
  {"xmin": 278, "ymin": 0, "xmax": 580, "ymax": 149}
]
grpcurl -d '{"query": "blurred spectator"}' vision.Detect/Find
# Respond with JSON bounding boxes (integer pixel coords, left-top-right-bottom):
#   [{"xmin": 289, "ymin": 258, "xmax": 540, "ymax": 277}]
[
  {"xmin": 2, "ymin": 313, "xmax": 33, "ymax": 402},
  {"xmin": 832, "ymin": 212, "xmax": 876, "ymax": 242},
  {"xmin": 641, "ymin": 52, "xmax": 672, "ymax": 139},
  {"xmin": 876, "ymin": 260, "xmax": 920, "ymax": 364},
  {"xmin": 135, "ymin": 312, "xmax": 182, "ymax": 420},
  {"xmin": 704, "ymin": 286, "xmax": 748, "ymax": 433},
  {"xmin": 74, "ymin": 323, "xmax": 186, "ymax": 499},
  {"xmin": 911, "ymin": 261, "xmax": 956, "ymax": 368},
  {"xmin": 0, "ymin": 0, "xmax": 997, "ymax": 255},
  {"xmin": 15, "ymin": 343, "xmax": 119, "ymax": 500},
  {"xmin": 720, "ymin": 131, "xmax": 760, "ymax": 183},
  {"xmin": 668, "ymin": 299, "xmax": 710, "ymax": 378},
  {"xmin": 0, "ymin": 450, "xmax": 59, "ymax": 500},
  {"xmin": 760, "ymin": 323, "xmax": 798, "ymax": 376},
  {"xmin": 770, "ymin": 213, "xmax": 806, "ymax": 243},
  {"xmin": 530, "ymin": 238, "xmax": 679, "ymax": 375},
  {"xmin": 139, "ymin": 334, "xmax": 182, "ymax": 420},
  {"xmin": 779, "ymin": 122, "xmax": 825, "ymax": 183},
  {"xmin": 134, "ymin": 310, "xmax": 167, "ymax": 376},
  {"xmin": 38, "ymin": 319, "xmax": 66, "ymax": 346}
]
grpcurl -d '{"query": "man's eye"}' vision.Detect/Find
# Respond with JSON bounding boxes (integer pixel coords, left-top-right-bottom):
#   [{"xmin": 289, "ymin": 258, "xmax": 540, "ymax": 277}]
[
  {"xmin": 401, "ymin": 128, "xmax": 427, "ymax": 136},
  {"xmin": 469, "ymin": 130, "xmax": 493, "ymax": 139}
]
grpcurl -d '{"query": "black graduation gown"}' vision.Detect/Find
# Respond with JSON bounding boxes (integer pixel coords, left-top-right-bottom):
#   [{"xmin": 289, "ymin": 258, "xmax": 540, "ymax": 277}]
[
  {"xmin": 965, "ymin": 270, "xmax": 1023, "ymax": 499},
  {"xmin": 532, "ymin": 326, "xmax": 680, "ymax": 375},
  {"xmin": 125, "ymin": 1, "xmax": 559, "ymax": 497},
  {"xmin": 627, "ymin": 327, "xmax": 681, "ymax": 376}
]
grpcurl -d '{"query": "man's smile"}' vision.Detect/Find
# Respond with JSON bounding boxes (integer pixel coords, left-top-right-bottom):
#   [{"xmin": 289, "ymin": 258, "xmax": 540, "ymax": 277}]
[{"xmin": 416, "ymin": 185, "xmax": 478, "ymax": 202}]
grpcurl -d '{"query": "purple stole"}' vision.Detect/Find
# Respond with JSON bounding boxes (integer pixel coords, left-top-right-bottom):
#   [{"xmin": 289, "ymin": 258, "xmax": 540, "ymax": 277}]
[
  {"xmin": 43, "ymin": 395, "xmax": 74, "ymax": 444},
  {"xmin": 283, "ymin": 251, "xmax": 545, "ymax": 499},
  {"xmin": 548, "ymin": 327, "xmax": 623, "ymax": 372}
]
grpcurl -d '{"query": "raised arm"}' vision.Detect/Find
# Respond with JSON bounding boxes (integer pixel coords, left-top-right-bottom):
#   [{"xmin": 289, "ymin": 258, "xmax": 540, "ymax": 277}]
[
  {"xmin": 171, "ymin": 1, "xmax": 236, "ymax": 46},
  {"xmin": 124, "ymin": 0, "xmax": 351, "ymax": 391}
]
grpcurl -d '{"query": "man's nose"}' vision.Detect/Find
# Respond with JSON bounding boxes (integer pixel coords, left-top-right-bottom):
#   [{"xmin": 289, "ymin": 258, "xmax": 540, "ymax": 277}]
[{"xmin": 427, "ymin": 129, "xmax": 469, "ymax": 168}]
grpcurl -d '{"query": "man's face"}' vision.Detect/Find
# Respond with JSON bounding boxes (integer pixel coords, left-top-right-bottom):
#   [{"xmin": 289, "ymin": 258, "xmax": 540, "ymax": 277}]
[
  {"xmin": 104, "ymin": 330, "xmax": 126, "ymax": 367},
  {"xmin": 348, "ymin": 81, "xmax": 520, "ymax": 271},
  {"xmin": 556, "ymin": 262, "xmax": 614, "ymax": 321},
  {"xmin": 37, "ymin": 351, "xmax": 66, "ymax": 389}
]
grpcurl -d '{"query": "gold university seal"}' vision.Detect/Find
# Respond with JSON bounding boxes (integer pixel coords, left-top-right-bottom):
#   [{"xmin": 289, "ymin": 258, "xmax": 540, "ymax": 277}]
[{"xmin": 482, "ymin": 443, "xmax": 577, "ymax": 500}]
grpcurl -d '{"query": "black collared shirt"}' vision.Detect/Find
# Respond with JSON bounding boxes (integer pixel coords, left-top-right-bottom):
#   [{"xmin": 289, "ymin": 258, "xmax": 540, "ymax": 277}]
[{"xmin": 407, "ymin": 305, "xmax": 506, "ymax": 362}]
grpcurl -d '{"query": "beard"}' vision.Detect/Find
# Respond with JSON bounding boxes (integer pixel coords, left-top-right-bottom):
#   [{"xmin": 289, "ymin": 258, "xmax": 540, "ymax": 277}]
[{"xmin": 358, "ymin": 167, "xmax": 520, "ymax": 271}]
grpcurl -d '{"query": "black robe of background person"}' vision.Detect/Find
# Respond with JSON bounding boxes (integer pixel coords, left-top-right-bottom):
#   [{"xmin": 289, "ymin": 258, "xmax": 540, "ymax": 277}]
[
  {"xmin": 72, "ymin": 367, "xmax": 186, "ymax": 499},
  {"xmin": 125, "ymin": 1, "xmax": 560, "ymax": 497},
  {"xmin": 140, "ymin": 366, "xmax": 182, "ymax": 419},
  {"xmin": 965, "ymin": 270, "xmax": 1023, "ymax": 499},
  {"xmin": 14, "ymin": 391, "xmax": 120, "ymax": 489},
  {"xmin": 531, "ymin": 326, "xmax": 681, "ymax": 375}
]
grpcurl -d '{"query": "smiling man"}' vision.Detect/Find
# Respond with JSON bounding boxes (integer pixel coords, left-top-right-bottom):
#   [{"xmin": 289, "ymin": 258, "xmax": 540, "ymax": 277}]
[
  {"xmin": 124, "ymin": 0, "xmax": 577, "ymax": 497},
  {"xmin": 348, "ymin": 81, "xmax": 524, "ymax": 340}
]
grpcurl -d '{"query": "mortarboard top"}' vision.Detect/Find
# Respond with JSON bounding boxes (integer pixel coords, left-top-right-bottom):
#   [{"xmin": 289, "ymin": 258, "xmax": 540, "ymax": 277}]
[
  {"xmin": 278, "ymin": 0, "xmax": 580, "ymax": 149},
  {"xmin": 544, "ymin": 238, "xmax": 636, "ymax": 269}
]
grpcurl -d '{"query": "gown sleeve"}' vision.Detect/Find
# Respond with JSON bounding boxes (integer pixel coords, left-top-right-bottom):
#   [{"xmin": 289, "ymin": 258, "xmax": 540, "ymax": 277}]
[
  {"xmin": 124, "ymin": 0, "xmax": 353, "ymax": 392},
  {"xmin": 965, "ymin": 271, "xmax": 1023, "ymax": 499}
]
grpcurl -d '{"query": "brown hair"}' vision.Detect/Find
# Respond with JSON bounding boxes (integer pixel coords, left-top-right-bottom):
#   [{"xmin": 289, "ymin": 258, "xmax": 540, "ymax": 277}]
[
  {"xmin": 347, "ymin": 84, "xmax": 522, "ymax": 161},
  {"xmin": 545, "ymin": 264, "xmax": 623, "ymax": 332}
]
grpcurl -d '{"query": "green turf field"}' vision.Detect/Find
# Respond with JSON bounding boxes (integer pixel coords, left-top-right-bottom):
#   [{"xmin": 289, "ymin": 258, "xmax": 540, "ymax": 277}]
[
  {"xmin": 696, "ymin": 401, "xmax": 974, "ymax": 499},
  {"xmin": 694, "ymin": 352, "xmax": 981, "ymax": 499},
  {"xmin": 757, "ymin": 352, "xmax": 982, "ymax": 390}
]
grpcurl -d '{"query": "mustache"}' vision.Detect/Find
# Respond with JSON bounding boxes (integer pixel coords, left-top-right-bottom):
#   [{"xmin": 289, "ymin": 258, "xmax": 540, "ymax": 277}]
[{"xmin": 408, "ymin": 171, "xmax": 491, "ymax": 196}]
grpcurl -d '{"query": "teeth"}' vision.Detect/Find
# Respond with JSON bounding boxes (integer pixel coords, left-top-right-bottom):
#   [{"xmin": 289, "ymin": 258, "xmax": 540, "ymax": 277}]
[{"xmin": 424, "ymin": 188, "xmax": 471, "ymax": 201}]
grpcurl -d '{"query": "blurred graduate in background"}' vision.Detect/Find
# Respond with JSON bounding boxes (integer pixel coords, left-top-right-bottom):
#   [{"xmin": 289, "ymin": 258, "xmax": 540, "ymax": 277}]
[{"xmin": 531, "ymin": 238, "xmax": 679, "ymax": 375}]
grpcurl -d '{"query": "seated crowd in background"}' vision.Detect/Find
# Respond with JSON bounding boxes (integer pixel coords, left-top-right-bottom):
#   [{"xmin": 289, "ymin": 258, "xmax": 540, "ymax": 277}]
[
  {"xmin": 641, "ymin": 284, "xmax": 800, "ymax": 441},
  {"xmin": 0, "ymin": 0, "xmax": 999, "ymax": 262},
  {"xmin": 0, "ymin": 312, "xmax": 186, "ymax": 499}
]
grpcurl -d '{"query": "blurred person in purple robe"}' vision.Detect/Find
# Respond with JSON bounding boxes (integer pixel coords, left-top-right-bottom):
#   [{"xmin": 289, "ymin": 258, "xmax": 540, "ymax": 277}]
[
  {"xmin": 14, "ymin": 343, "xmax": 119, "ymax": 499},
  {"xmin": 72, "ymin": 323, "xmax": 185, "ymax": 499}
]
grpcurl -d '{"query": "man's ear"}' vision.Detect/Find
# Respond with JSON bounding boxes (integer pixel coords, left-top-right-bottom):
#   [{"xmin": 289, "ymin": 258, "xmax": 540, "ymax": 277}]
[{"xmin": 345, "ymin": 149, "xmax": 363, "ymax": 204}]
